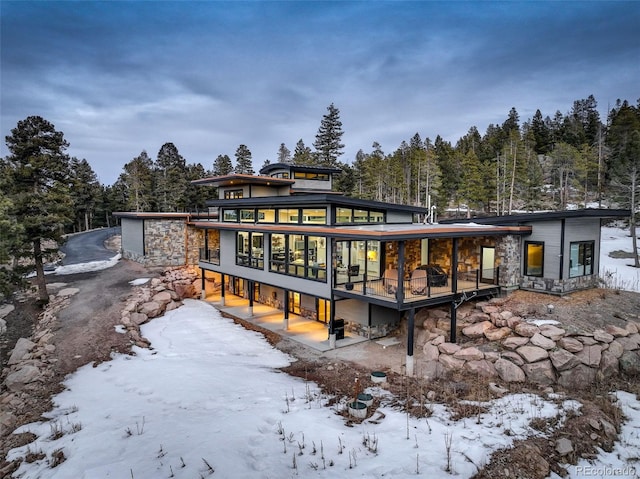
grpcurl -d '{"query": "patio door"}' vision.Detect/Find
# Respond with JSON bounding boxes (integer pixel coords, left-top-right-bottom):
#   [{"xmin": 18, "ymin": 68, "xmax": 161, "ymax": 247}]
[
  {"xmin": 480, "ymin": 246, "xmax": 495, "ymax": 283},
  {"xmin": 288, "ymin": 291, "xmax": 301, "ymax": 315},
  {"xmin": 317, "ymin": 299, "xmax": 330, "ymax": 324}
]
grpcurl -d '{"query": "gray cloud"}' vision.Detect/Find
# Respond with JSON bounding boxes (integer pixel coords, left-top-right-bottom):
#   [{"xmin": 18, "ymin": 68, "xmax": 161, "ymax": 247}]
[{"xmin": 2, "ymin": 1, "xmax": 638, "ymax": 184}]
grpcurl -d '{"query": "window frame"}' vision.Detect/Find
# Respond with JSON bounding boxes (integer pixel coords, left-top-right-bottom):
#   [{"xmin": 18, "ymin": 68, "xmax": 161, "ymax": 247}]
[
  {"xmin": 569, "ymin": 240, "xmax": 594, "ymax": 278},
  {"xmin": 236, "ymin": 231, "xmax": 264, "ymax": 269},
  {"xmin": 524, "ymin": 241, "xmax": 544, "ymax": 277},
  {"xmin": 224, "ymin": 189, "xmax": 243, "ymax": 199}
]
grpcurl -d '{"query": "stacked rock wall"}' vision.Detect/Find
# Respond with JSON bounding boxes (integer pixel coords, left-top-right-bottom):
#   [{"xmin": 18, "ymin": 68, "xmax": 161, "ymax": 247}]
[
  {"xmin": 418, "ymin": 298, "xmax": 640, "ymax": 389},
  {"xmin": 119, "ymin": 267, "xmax": 201, "ymax": 347}
]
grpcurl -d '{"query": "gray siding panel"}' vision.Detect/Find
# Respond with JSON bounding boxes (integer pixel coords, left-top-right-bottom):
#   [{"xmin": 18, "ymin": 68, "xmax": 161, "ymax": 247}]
[
  {"xmin": 121, "ymin": 218, "xmax": 144, "ymax": 256},
  {"xmin": 335, "ymin": 299, "xmax": 368, "ymax": 325},
  {"xmin": 564, "ymin": 217, "xmax": 601, "ymax": 276},
  {"xmin": 216, "ymin": 230, "xmax": 332, "ymax": 298},
  {"xmin": 524, "ymin": 220, "xmax": 562, "ymax": 279}
]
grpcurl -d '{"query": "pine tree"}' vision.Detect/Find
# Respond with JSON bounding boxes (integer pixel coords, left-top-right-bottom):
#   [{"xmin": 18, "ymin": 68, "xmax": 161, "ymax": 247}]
[
  {"xmin": 313, "ymin": 103, "xmax": 344, "ymax": 167},
  {"xmin": 277, "ymin": 143, "xmax": 292, "ymax": 163},
  {"xmin": 213, "ymin": 154, "xmax": 234, "ymax": 176},
  {"xmin": 69, "ymin": 157, "xmax": 101, "ymax": 231},
  {"xmin": 2, "ymin": 116, "xmax": 73, "ymax": 303},
  {"xmin": 607, "ymin": 100, "xmax": 640, "ymax": 267},
  {"xmin": 234, "ymin": 144, "xmax": 254, "ymax": 175},
  {"xmin": 122, "ymin": 151, "xmax": 154, "ymax": 212},
  {"xmin": 531, "ymin": 109, "xmax": 552, "ymax": 155},
  {"xmin": 155, "ymin": 142, "xmax": 188, "ymax": 211},
  {"xmin": 293, "ymin": 139, "xmax": 314, "ymax": 165},
  {"xmin": 182, "ymin": 163, "xmax": 208, "ymax": 212},
  {"xmin": 0, "ymin": 188, "xmax": 25, "ymax": 299}
]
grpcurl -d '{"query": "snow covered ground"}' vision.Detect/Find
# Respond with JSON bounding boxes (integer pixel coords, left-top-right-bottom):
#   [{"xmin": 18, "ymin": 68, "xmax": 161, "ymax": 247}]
[{"xmin": 7, "ymin": 227, "xmax": 640, "ymax": 478}]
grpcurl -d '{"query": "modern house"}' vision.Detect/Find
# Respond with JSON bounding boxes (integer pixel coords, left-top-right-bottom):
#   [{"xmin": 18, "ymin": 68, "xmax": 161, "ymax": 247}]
[{"xmin": 116, "ymin": 164, "xmax": 629, "ymax": 375}]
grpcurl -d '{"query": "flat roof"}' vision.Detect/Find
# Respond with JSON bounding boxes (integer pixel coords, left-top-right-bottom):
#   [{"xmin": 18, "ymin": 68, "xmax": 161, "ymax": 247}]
[
  {"xmin": 439, "ymin": 208, "xmax": 630, "ymax": 225},
  {"xmin": 189, "ymin": 220, "xmax": 532, "ymax": 240},
  {"xmin": 205, "ymin": 193, "xmax": 429, "ymax": 214},
  {"xmin": 191, "ymin": 174, "xmax": 295, "ymax": 188},
  {"xmin": 114, "ymin": 212, "xmax": 216, "ymax": 220},
  {"xmin": 259, "ymin": 162, "xmax": 342, "ymax": 175}
]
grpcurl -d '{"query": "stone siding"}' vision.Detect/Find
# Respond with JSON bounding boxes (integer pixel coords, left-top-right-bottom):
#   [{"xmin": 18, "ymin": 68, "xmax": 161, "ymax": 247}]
[
  {"xmin": 496, "ymin": 235, "xmax": 521, "ymax": 292},
  {"xmin": 121, "ymin": 219, "xmax": 201, "ymax": 267},
  {"xmin": 520, "ymin": 273, "xmax": 598, "ymax": 295}
]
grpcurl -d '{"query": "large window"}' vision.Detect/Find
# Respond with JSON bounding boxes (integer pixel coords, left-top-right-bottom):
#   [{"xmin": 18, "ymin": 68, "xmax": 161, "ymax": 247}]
[
  {"xmin": 335, "ymin": 207, "xmax": 385, "ymax": 225},
  {"xmin": 270, "ymin": 234, "xmax": 286, "ymax": 272},
  {"xmin": 293, "ymin": 171, "xmax": 329, "ymax": 181},
  {"xmin": 240, "ymin": 209, "xmax": 255, "ymax": 223},
  {"xmin": 224, "ymin": 189, "xmax": 243, "ymax": 199},
  {"xmin": 278, "ymin": 208, "xmax": 299, "ymax": 224},
  {"xmin": 257, "ymin": 208, "xmax": 276, "ymax": 223},
  {"xmin": 236, "ymin": 232, "xmax": 263, "ymax": 269},
  {"xmin": 524, "ymin": 241, "xmax": 544, "ymax": 277},
  {"xmin": 569, "ymin": 241, "xmax": 594, "ymax": 278},
  {"xmin": 222, "ymin": 209, "xmax": 238, "ymax": 222},
  {"xmin": 268, "ymin": 233, "xmax": 326, "ymax": 282},
  {"xmin": 302, "ymin": 208, "xmax": 327, "ymax": 224}
]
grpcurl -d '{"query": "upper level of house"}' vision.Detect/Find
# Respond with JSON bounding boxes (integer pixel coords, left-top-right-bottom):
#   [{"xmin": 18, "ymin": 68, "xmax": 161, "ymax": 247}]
[
  {"xmin": 191, "ymin": 163, "xmax": 343, "ymax": 200},
  {"xmin": 191, "ymin": 163, "xmax": 425, "ymax": 227}
]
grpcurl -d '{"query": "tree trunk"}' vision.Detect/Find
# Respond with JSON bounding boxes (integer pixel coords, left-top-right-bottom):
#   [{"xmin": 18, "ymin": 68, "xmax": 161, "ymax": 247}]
[
  {"xmin": 32, "ymin": 238, "xmax": 49, "ymax": 304},
  {"xmin": 509, "ymin": 147, "xmax": 517, "ymax": 215},
  {"xmin": 631, "ymin": 167, "xmax": 639, "ymax": 268}
]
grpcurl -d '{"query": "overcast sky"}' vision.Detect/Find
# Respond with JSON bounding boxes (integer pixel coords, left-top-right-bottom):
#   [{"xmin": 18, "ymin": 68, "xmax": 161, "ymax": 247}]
[{"xmin": 1, "ymin": 1, "xmax": 638, "ymax": 185}]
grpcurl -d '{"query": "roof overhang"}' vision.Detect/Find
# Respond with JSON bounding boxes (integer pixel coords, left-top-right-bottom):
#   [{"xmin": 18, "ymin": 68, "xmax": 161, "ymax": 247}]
[
  {"xmin": 188, "ymin": 220, "xmax": 532, "ymax": 240},
  {"xmin": 439, "ymin": 208, "xmax": 631, "ymax": 226},
  {"xmin": 259, "ymin": 162, "xmax": 342, "ymax": 175},
  {"xmin": 114, "ymin": 212, "xmax": 216, "ymax": 220},
  {"xmin": 191, "ymin": 174, "xmax": 295, "ymax": 188},
  {"xmin": 205, "ymin": 193, "xmax": 430, "ymax": 214}
]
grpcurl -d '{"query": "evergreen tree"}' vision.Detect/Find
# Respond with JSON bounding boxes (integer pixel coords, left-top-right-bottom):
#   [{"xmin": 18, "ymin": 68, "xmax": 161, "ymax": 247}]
[
  {"xmin": 277, "ymin": 143, "xmax": 292, "ymax": 163},
  {"xmin": 607, "ymin": 100, "xmax": 640, "ymax": 267},
  {"xmin": 293, "ymin": 139, "xmax": 314, "ymax": 165},
  {"xmin": 313, "ymin": 103, "xmax": 344, "ymax": 167},
  {"xmin": 122, "ymin": 151, "xmax": 154, "ymax": 212},
  {"xmin": 550, "ymin": 142, "xmax": 580, "ymax": 209},
  {"xmin": 2, "ymin": 116, "xmax": 73, "ymax": 303},
  {"xmin": 434, "ymin": 135, "xmax": 459, "ymax": 212},
  {"xmin": 0, "ymin": 187, "xmax": 26, "ymax": 299},
  {"xmin": 69, "ymin": 157, "xmax": 101, "ymax": 231},
  {"xmin": 212, "ymin": 154, "xmax": 233, "ymax": 176},
  {"xmin": 531, "ymin": 109, "xmax": 552, "ymax": 155},
  {"xmin": 182, "ymin": 163, "xmax": 208, "ymax": 212},
  {"xmin": 521, "ymin": 123, "xmax": 545, "ymax": 211},
  {"xmin": 334, "ymin": 162, "xmax": 355, "ymax": 196},
  {"xmin": 155, "ymin": 142, "xmax": 188, "ymax": 211},
  {"xmin": 234, "ymin": 144, "xmax": 254, "ymax": 175}
]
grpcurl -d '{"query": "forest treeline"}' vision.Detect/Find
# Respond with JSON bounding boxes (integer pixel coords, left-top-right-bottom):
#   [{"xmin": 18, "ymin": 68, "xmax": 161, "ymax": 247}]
[
  {"xmin": 1, "ymin": 96, "xmax": 639, "ymax": 299},
  {"xmin": 5, "ymin": 96, "xmax": 639, "ymax": 230}
]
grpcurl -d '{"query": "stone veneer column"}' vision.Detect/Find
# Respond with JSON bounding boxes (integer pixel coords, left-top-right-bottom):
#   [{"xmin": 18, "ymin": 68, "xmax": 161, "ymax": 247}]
[{"xmin": 495, "ymin": 235, "xmax": 521, "ymax": 293}]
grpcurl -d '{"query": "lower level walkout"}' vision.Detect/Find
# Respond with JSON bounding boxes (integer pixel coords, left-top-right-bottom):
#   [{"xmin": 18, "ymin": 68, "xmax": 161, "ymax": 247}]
[{"xmin": 200, "ymin": 275, "xmax": 367, "ymax": 352}]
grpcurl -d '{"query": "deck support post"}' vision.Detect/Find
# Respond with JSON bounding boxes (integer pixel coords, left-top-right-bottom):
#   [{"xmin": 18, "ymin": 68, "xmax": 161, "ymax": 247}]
[
  {"xmin": 450, "ymin": 301, "xmax": 457, "ymax": 343},
  {"xmin": 283, "ymin": 290, "xmax": 289, "ymax": 330},
  {"xmin": 220, "ymin": 275, "xmax": 225, "ymax": 306},
  {"xmin": 406, "ymin": 308, "xmax": 415, "ymax": 376},
  {"xmin": 248, "ymin": 281, "xmax": 254, "ymax": 317},
  {"xmin": 200, "ymin": 268, "xmax": 206, "ymax": 300},
  {"xmin": 329, "ymin": 297, "xmax": 336, "ymax": 349}
]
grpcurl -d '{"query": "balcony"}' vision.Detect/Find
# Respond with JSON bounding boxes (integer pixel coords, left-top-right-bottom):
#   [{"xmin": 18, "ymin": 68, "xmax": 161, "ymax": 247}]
[{"xmin": 333, "ymin": 267, "xmax": 499, "ymax": 307}]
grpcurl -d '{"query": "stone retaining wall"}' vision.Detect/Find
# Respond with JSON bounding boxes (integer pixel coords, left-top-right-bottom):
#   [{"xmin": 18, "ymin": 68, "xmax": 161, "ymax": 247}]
[{"xmin": 418, "ymin": 298, "xmax": 640, "ymax": 389}]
